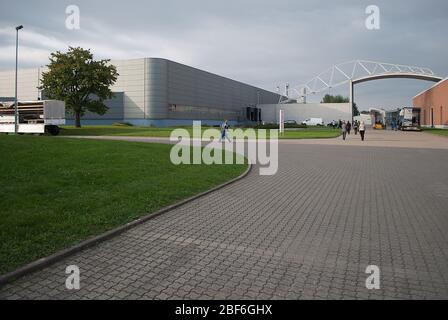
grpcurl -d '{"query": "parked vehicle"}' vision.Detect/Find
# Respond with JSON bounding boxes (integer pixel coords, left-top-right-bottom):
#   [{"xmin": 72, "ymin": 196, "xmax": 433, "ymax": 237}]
[
  {"xmin": 327, "ymin": 120, "xmax": 338, "ymax": 128},
  {"xmin": 373, "ymin": 123, "xmax": 384, "ymax": 130},
  {"xmin": 398, "ymin": 107, "xmax": 421, "ymax": 131},
  {"xmin": 284, "ymin": 120, "xmax": 297, "ymax": 125},
  {"xmin": 301, "ymin": 118, "xmax": 324, "ymax": 126},
  {"xmin": 0, "ymin": 100, "xmax": 65, "ymax": 135}
]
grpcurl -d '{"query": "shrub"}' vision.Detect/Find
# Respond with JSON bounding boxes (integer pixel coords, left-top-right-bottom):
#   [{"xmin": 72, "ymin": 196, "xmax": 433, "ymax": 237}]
[{"xmin": 112, "ymin": 122, "xmax": 134, "ymax": 127}]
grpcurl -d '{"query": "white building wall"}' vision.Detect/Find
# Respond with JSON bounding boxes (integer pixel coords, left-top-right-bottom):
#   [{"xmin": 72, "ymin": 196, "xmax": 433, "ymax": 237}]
[
  {"xmin": 259, "ymin": 103, "xmax": 352, "ymax": 124},
  {"xmin": 111, "ymin": 58, "xmax": 145, "ymax": 120},
  {"xmin": 0, "ymin": 68, "xmax": 40, "ymax": 100},
  {"xmin": 0, "ymin": 58, "xmax": 284, "ymax": 124},
  {"xmin": 354, "ymin": 114, "xmax": 373, "ymax": 125}
]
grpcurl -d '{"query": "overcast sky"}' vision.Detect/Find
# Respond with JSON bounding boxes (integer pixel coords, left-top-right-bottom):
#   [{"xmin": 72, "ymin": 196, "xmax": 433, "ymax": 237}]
[{"xmin": 0, "ymin": 0, "xmax": 447, "ymax": 110}]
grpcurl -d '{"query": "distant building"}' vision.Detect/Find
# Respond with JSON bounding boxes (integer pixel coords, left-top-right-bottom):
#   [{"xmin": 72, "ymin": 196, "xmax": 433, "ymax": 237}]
[
  {"xmin": 258, "ymin": 103, "xmax": 351, "ymax": 125},
  {"xmin": 413, "ymin": 78, "xmax": 448, "ymax": 128},
  {"xmin": 385, "ymin": 109, "xmax": 401, "ymax": 127},
  {"xmin": 0, "ymin": 58, "xmax": 284, "ymax": 127},
  {"xmin": 353, "ymin": 114, "xmax": 372, "ymax": 126},
  {"xmin": 369, "ymin": 108, "xmax": 387, "ymax": 127}
]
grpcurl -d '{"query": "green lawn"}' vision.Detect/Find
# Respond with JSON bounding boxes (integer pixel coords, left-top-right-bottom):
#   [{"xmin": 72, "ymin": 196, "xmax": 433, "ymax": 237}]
[
  {"xmin": 60, "ymin": 125, "xmax": 341, "ymax": 139},
  {"xmin": 60, "ymin": 125, "xmax": 178, "ymax": 137},
  {"xmin": 423, "ymin": 128, "xmax": 448, "ymax": 137},
  {"xmin": 0, "ymin": 135, "xmax": 247, "ymax": 274},
  {"xmin": 277, "ymin": 129, "xmax": 341, "ymax": 139}
]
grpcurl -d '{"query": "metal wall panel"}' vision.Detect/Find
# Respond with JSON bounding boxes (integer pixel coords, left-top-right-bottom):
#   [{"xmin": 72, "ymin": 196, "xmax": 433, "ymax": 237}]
[
  {"xmin": 111, "ymin": 58, "xmax": 145, "ymax": 119},
  {"xmin": 164, "ymin": 59, "xmax": 281, "ymax": 121},
  {"xmin": 0, "ymin": 68, "xmax": 39, "ymax": 101},
  {"xmin": 1, "ymin": 58, "xmax": 284, "ymax": 123},
  {"xmin": 66, "ymin": 92, "xmax": 124, "ymax": 120},
  {"xmin": 144, "ymin": 58, "xmax": 168, "ymax": 119}
]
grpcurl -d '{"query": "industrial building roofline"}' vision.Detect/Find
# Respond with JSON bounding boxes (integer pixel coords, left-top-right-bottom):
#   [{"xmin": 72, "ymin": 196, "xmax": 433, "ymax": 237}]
[{"xmin": 412, "ymin": 77, "xmax": 448, "ymax": 99}]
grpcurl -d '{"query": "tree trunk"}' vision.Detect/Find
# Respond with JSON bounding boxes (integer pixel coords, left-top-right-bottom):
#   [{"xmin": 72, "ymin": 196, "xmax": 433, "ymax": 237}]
[{"xmin": 75, "ymin": 112, "xmax": 81, "ymax": 128}]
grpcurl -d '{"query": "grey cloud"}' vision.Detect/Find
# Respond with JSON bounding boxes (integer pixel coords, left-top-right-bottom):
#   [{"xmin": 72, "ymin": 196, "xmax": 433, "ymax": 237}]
[{"xmin": 0, "ymin": 0, "xmax": 446, "ymax": 110}]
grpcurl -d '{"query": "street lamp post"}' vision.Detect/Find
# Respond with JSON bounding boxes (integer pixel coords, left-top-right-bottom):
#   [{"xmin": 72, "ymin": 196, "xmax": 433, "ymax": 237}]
[{"xmin": 14, "ymin": 25, "xmax": 23, "ymax": 134}]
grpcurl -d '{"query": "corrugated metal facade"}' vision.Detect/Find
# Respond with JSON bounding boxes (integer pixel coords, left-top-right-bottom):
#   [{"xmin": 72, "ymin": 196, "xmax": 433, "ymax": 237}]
[{"xmin": 0, "ymin": 57, "xmax": 282, "ymax": 125}]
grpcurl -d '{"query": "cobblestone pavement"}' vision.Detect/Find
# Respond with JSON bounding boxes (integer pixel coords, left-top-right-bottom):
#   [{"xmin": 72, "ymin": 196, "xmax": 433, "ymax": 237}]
[
  {"xmin": 1, "ymin": 132, "xmax": 448, "ymax": 299},
  {"xmin": 64, "ymin": 129, "xmax": 448, "ymax": 150},
  {"xmin": 280, "ymin": 130, "xmax": 448, "ymax": 150}
]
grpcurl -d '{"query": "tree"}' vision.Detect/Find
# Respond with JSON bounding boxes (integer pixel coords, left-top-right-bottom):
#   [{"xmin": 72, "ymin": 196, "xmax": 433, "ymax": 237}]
[
  {"xmin": 352, "ymin": 102, "xmax": 360, "ymax": 116},
  {"xmin": 321, "ymin": 94, "xmax": 349, "ymax": 103},
  {"xmin": 41, "ymin": 47, "xmax": 118, "ymax": 128},
  {"xmin": 321, "ymin": 94, "xmax": 360, "ymax": 116}
]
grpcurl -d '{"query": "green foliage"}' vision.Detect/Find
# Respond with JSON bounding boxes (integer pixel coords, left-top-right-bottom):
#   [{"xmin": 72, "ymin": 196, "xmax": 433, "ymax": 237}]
[
  {"xmin": 423, "ymin": 128, "xmax": 448, "ymax": 137},
  {"xmin": 321, "ymin": 94, "xmax": 349, "ymax": 103},
  {"xmin": 352, "ymin": 103, "xmax": 360, "ymax": 116},
  {"xmin": 59, "ymin": 125, "xmax": 340, "ymax": 139},
  {"xmin": 0, "ymin": 136, "xmax": 247, "ymax": 274},
  {"xmin": 40, "ymin": 47, "xmax": 118, "ymax": 127},
  {"xmin": 321, "ymin": 94, "xmax": 360, "ymax": 116},
  {"xmin": 251, "ymin": 123, "xmax": 283, "ymax": 129},
  {"xmin": 279, "ymin": 130, "xmax": 341, "ymax": 139},
  {"xmin": 112, "ymin": 122, "xmax": 134, "ymax": 127},
  {"xmin": 251, "ymin": 123, "xmax": 308, "ymax": 129}
]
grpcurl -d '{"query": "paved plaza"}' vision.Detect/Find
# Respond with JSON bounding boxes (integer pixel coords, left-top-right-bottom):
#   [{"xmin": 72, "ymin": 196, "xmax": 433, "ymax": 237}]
[{"xmin": 1, "ymin": 131, "xmax": 448, "ymax": 299}]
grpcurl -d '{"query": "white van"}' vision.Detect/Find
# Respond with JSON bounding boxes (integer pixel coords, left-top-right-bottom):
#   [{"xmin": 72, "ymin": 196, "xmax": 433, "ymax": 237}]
[{"xmin": 301, "ymin": 118, "xmax": 324, "ymax": 126}]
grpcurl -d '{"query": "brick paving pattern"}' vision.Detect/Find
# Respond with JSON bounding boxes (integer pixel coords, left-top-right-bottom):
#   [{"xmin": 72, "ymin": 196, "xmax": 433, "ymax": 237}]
[{"xmin": 1, "ymin": 135, "xmax": 448, "ymax": 299}]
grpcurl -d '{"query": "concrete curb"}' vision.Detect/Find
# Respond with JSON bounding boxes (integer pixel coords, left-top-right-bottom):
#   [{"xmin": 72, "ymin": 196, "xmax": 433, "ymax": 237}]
[{"xmin": 0, "ymin": 162, "xmax": 252, "ymax": 287}]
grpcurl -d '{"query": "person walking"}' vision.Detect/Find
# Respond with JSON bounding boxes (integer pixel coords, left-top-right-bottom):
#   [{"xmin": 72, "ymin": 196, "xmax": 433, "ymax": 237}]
[
  {"xmin": 220, "ymin": 120, "xmax": 231, "ymax": 142},
  {"xmin": 346, "ymin": 121, "xmax": 352, "ymax": 135},
  {"xmin": 393, "ymin": 119, "xmax": 398, "ymax": 131},
  {"xmin": 359, "ymin": 120, "xmax": 366, "ymax": 141},
  {"xmin": 353, "ymin": 120, "xmax": 359, "ymax": 135},
  {"xmin": 341, "ymin": 121, "xmax": 347, "ymax": 141}
]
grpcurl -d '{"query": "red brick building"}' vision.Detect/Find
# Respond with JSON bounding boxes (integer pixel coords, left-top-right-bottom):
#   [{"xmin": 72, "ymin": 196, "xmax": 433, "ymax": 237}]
[{"xmin": 413, "ymin": 78, "xmax": 448, "ymax": 128}]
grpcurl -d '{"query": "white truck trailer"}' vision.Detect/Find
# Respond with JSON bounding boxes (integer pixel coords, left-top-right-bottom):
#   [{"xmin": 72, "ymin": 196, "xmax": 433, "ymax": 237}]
[
  {"xmin": 0, "ymin": 100, "xmax": 65, "ymax": 135},
  {"xmin": 398, "ymin": 107, "xmax": 421, "ymax": 131}
]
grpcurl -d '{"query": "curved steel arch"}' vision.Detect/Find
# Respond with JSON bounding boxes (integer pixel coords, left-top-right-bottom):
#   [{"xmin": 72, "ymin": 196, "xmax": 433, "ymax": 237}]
[
  {"xmin": 287, "ymin": 60, "xmax": 443, "ymax": 103},
  {"xmin": 353, "ymin": 73, "xmax": 442, "ymax": 84}
]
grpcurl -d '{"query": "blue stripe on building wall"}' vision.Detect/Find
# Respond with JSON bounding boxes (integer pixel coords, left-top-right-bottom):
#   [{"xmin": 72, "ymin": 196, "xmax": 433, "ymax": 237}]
[{"xmin": 65, "ymin": 119, "xmax": 240, "ymax": 127}]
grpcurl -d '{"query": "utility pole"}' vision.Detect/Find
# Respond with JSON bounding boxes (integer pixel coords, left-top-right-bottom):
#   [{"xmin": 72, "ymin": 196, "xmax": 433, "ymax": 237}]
[{"xmin": 14, "ymin": 25, "xmax": 23, "ymax": 134}]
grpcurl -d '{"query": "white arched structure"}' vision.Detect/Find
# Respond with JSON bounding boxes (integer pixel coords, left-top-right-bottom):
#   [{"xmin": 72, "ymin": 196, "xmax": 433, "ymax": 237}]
[{"xmin": 285, "ymin": 60, "xmax": 443, "ymax": 109}]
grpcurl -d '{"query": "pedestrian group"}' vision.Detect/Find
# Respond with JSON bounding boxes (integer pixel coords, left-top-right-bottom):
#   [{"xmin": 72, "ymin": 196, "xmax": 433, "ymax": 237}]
[{"xmin": 341, "ymin": 119, "xmax": 365, "ymax": 141}]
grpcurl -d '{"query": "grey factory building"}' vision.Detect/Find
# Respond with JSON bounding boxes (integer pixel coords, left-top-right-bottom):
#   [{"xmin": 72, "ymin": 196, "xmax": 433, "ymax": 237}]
[{"xmin": 0, "ymin": 58, "xmax": 284, "ymax": 126}]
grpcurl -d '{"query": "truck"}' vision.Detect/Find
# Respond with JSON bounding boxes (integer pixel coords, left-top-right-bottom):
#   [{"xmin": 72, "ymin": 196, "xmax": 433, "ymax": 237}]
[
  {"xmin": 0, "ymin": 100, "xmax": 65, "ymax": 135},
  {"xmin": 398, "ymin": 107, "xmax": 421, "ymax": 131},
  {"xmin": 301, "ymin": 118, "xmax": 324, "ymax": 126}
]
